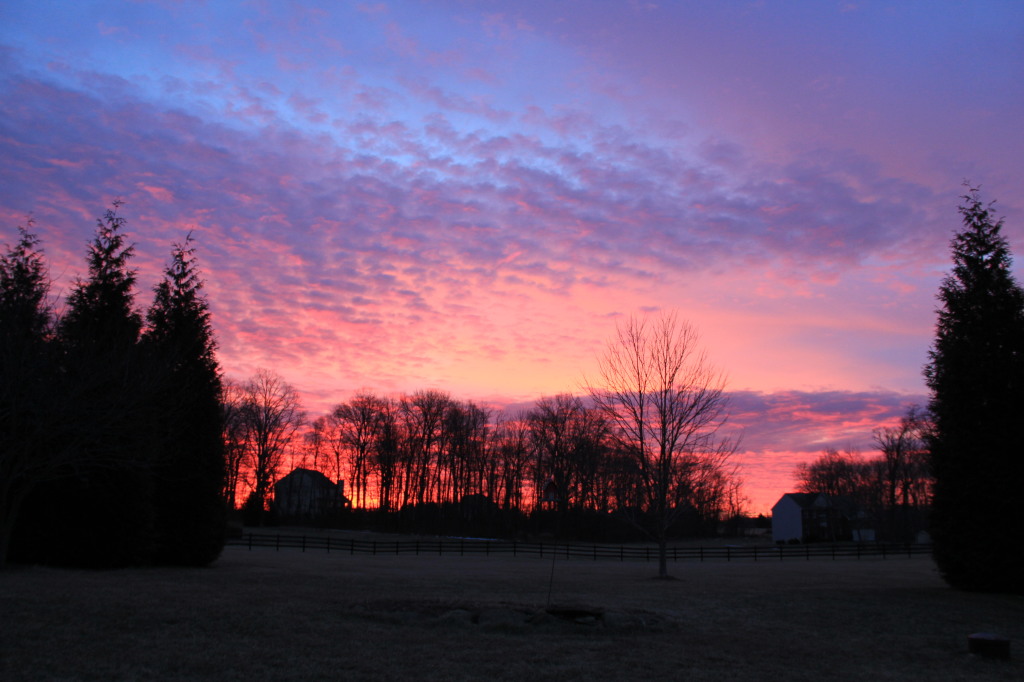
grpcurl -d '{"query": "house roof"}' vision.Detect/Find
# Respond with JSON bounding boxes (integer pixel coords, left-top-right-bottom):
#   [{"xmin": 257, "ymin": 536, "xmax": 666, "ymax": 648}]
[
  {"xmin": 774, "ymin": 492, "xmax": 827, "ymax": 509},
  {"xmin": 275, "ymin": 467, "xmax": 335, "ymax": 487}
]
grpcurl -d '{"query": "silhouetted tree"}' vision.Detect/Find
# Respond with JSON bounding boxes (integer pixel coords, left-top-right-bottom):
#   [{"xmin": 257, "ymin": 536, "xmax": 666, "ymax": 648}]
[
  {"xmin": 588, "ymin": 312, "xmax": 736, "ymax": 577},
  {"xmin": 0, "ymin": 224, "xmax": 54, "ymax": 566},
  {"xmin": 143, "ymin": 235, "xmax": 226, "ymax": 565},
  {"xmin": 399, "ymin": 390, "xmax": 452, "ymax": 507},
  {"xmin": 240, "ymin": 369, "xmax": 304, "ymax": 523},
  {"xmin": 373, "ymin": 396, "xmax": 401, "ymax": 512},
  {"xmin": 301, "ymin": 416, "xmax": 331, "ymax": 476},
  {"xmin": 924, "ymin": 187, "xmax": 1024, "ymax": 593},
  {"xmin": 795, "ymin": 448, "xmax": 868, "ymax": 500},
  {"xmin": 873, "ymin": 406, "xmax": 932, "ymax": 541},
  {"xmin": 491, "ymin": 412, "xmax": 532, "ymax": 511},
  {"xmin": 528, "ymin": 395, "xmax": 612, "ymax": 513},
  {"xmin": 221, "ymin": 380, "xmax": 249, "ymax": 509},
  {"xmin": 42, "ymin": 203, "xmax": 154, "ymax": 567},
  {"xmin": 331, "ymin": 393, "xmax": 392, "ymax": 509},
  {"xmin": 439, "ymin": 400, "xmax": 490, "ymax": 504}
]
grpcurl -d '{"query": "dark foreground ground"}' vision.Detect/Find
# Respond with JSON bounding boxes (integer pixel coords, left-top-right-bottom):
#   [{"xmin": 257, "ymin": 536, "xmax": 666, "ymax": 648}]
[{"xmin": 2, "ymin": 545, "xmax": 1022, "ymax": 681}]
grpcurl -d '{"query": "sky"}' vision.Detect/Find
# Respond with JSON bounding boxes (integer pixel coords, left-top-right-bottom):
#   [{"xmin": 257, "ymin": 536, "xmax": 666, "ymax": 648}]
[{"xmin": 2, "ymin": 1, "xmax": 1022, "ymax": 514}]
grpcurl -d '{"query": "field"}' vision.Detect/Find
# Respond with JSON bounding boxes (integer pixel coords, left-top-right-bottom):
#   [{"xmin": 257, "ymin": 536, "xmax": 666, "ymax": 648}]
[{"xmin": 2, "ymin": 537, "xmax": 1023, "ymax": 681}]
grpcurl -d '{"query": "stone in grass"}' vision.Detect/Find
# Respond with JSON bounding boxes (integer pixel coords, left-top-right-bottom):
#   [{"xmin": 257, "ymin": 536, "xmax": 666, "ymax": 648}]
[
  {"xmin": 546, "ymin": 604, "xmax": 605, "ymax": 625},
  {"xmin": 437, "ymin": 609, "xmax": 474, "ymax": 627},
  {"xmin": 967, "ymin": 632, "xmax": 1011, "ymax": 660}
]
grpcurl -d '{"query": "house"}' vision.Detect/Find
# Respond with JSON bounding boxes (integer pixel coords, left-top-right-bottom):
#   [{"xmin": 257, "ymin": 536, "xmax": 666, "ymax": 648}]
[
  {"xmin": 771, "ymin": 492, "xmax": 852, "ymax": 543},
  {"xmin": 273, "ymin": 468, "xmax": 349, "ymax": 520}
]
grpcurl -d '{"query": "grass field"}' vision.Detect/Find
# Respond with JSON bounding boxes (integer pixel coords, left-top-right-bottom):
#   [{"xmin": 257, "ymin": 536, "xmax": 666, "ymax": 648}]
[{"xmin": 2, "ymin": 539, "xmax": 1023, "ymax": 681}]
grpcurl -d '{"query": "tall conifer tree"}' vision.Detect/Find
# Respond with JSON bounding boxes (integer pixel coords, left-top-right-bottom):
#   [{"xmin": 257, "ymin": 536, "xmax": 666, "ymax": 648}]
[
  {"xmin": 144, "ymin": 234, "xmax": 227, "ymax": 565},
  {"xmin": 50, "ymin": 202, "xmax": 153, "ymax": 567},
  {"xmin": 924, "ymin": 187, "xmax": 1024, "ymax": 592},
  {"xmin": 0, "ymin": 224, "xmax": 54, "ymax": 566}
]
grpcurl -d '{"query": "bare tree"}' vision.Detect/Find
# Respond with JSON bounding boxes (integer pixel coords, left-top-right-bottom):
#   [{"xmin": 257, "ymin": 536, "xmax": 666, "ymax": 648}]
[
  {"xmin": 399, "ymin": 390, "xmax": 452, "ymax": 507},
  {"xmin": 794, "ymin": 448, "xmax": 867, "ymax": 500},
  {"xmin": 220, "ymin": 380, "xmax": 249, "ymax": 509},
  {"xmin": 373, "ymin": 397, "xmax": 401, "ymax": 512},
  {"xmin": 527, "ymin": 395, "xmax": 612, "ymax": 513},
  {"xmin": 301, "ymin": 416, "xmax": 330, "ymax": 476},
  {"xmin": 492, "ymin": 412, "xmax": 532, "ymax": 511},
  {"xmin": 528, "ymin": 394, "xmax": 584, "ymax": 513},
  {"xmin": 873, "ymin": 406, "xmax": 932, "ymax": 513},
  {"xmin": 239, "ymin": 369, "xmax": 304, "ymax": 521},
  {"xmin": 588, "ymin": 312, "xmax": 737, "ymax": 578},
  {"xmin": 441, "ymin": 400, "xmax": 491, "ymax": 504},
  {"xmin": 331, "ymin": 393, "xmax": 392, "ymax": 509}
]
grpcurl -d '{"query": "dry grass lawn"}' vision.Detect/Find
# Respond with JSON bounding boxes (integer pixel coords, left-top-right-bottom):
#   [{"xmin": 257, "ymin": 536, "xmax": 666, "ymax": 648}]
[{"xmin": 2, "ymin": 541, "xmax": 1023, "ymax": 681}]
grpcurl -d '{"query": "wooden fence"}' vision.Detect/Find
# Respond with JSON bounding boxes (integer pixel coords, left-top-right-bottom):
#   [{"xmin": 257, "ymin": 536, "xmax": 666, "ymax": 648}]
[{"xmin": 227, "ymin": 534, "xmax": 931, "ymax": 562}]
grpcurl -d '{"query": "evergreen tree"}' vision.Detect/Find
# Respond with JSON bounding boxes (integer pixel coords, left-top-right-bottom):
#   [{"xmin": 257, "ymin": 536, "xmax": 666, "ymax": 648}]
[
  {"xmin": 143, "ymin": 234, "xmax": 227, "ymax": 565},
  {"xmin": 47, "ymin": 202, "xmax": 154, "ymax": 567},
  {"xmin": 59, "ymin": 201, "xmax": 142, "ymax": 352},
  {"xmin": 0, "ymin": 223, "xmax": 50, "ymax": 342},
  {"xmin": 0, "ymin": 224, "xmax": 54, "ymax": 566},
  {"xmin": 924, "ymin": 187, "xmax": 1024, "ymax": 593}
]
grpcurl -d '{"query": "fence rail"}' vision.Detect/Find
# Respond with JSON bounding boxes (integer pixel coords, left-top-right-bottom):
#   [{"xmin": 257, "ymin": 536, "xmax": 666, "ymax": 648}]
[{"xmin": 227, "ymin": 534, "xmax": 931, "ymax": 562}]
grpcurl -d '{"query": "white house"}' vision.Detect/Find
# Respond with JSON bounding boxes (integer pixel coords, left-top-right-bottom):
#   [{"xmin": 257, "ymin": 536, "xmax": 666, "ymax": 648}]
[{"xmin": 772, "ymin": 492, "xmax": 834, "ymax": 543}]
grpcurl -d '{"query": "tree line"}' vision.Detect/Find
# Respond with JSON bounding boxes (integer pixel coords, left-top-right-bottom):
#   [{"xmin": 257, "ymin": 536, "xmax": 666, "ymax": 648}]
[
  {"xmin": 0, "ymin": 204, "xmax": 225, "ymax": 568},
  {"xmin": 794, "ymin": 406, "xmax": 932, "ymax": 542},
  {"xmin": 221, "ymin": 314, "xmax": 742, "ymax": 577},
  {"xmin": 223, "ymin": 371, "xmax": 743, "ymax": 538}
]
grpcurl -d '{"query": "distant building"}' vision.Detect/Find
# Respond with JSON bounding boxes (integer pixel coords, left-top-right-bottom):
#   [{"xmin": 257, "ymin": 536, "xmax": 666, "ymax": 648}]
[
  {"xmin": 771, "ymin": 492, "xmax": 854, "ymax": 543},
  {"xmin": 273, "ymin": 468, "xmax": 349, "ymax": 520}
]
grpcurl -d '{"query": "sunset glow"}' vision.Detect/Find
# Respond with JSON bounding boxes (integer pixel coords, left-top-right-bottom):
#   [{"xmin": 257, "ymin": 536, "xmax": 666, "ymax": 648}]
[{"xmin": 3, "ymin": 1, "xmax": 1023, "ymax": 514}]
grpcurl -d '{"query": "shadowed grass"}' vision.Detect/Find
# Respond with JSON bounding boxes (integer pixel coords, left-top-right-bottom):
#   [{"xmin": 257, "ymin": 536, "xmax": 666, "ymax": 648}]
[{"xmin": 2, "ymin": 544, "xmax": 1022, "ymax": 680}]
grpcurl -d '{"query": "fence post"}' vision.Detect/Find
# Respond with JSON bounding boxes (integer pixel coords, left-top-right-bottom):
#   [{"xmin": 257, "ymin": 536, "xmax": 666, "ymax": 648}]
[
  {"xmin": 754, "ymin": 546, "xmax": 758, "ymax": 562},
  {"xmin": 416, "ymin": 541, "xmax": 420, "ymax": 556},
  {"xmin": 248, "ymin": 534, "xmax": 252, "ymax": 551},
  {"xmin": 726, "ymin": 546, "xmax": 730, "ymax": 562},
  {"xmin": 302, "ymin": 536, "xmax": 306, "ymax": 553},
  {"xmin": 700, "ymin": 546, "xmax": 704, "ymax": 562},
  {"xmin": 372, "ymin": 540, "xmax": 377, "ymax": 556},
  {"xmin": 513, "ymin": 541, "xmax": 517, "ymax": 557},
  {"xmin": 395, "ymin": 541, "xmax": 399, "ymax": 555},
  {"xmin": 276, "ymin": 535, "xmax": 280, "ymax": 552}
]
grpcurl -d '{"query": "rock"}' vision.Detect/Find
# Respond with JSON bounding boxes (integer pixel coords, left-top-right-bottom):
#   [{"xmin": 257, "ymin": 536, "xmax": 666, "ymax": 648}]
[
  {"xmin": 437, "ymin": 609, "xmax": 474, "ymax": 627},
  {"xmin": 968, "ymin": 632, "xmax": 1011, "ymax": 659}
]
